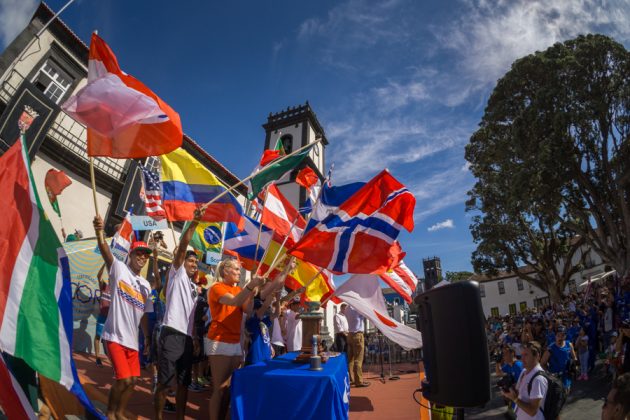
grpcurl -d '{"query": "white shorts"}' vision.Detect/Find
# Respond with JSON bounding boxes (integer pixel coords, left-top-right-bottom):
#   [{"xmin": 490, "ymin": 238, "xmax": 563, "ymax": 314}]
[{"xmin": 204, "ymin": 337, "xmax": 242, "ymax": 357}]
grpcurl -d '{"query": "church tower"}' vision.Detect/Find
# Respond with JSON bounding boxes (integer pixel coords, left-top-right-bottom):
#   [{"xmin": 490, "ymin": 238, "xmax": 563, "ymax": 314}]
[{"xmin": 262, "ymin": 102, "xmax": 328, "ymax": 210}]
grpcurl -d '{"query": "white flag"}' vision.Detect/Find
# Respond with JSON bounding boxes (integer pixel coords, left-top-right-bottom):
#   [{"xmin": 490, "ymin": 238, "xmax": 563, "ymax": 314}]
[{"xmin": 335, "ymin": 274, "xmax": 422, "ymax": 350}]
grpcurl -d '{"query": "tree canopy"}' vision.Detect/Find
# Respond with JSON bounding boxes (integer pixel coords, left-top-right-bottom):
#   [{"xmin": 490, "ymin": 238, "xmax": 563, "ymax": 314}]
[{"xmin": 466, "ymin": 34, "xmax": 630, "ymax": 300}]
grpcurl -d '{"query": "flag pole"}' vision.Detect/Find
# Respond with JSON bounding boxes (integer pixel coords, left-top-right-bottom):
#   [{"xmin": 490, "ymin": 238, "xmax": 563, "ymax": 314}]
[
  {"xmin": 252, "ymin": 187, "xmax": 270, "ymax": 275},
  {"xmin": 168, "ymin": 220, "xmax": 178, "ymax": 247},
  {"xmin": 262, "ymin": 215, "xmax": 301, "ymax": 278},
  {"xmin": 88, "ymin": 157, "xmax": 104, "ymax": 241},
  {"xmin": 199, "ymin": 138, "xmax": 322, "ymax": 213},
  {"xmin": 319, "ymin": 288, "xmax": 337, "ymax": 306}
]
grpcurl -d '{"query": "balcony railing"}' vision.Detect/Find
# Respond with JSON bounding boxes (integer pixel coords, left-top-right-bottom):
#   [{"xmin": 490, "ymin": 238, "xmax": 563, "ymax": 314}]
[{"xmin": 0, "ymin": 69, "xmax": 127, "ymax": 180}]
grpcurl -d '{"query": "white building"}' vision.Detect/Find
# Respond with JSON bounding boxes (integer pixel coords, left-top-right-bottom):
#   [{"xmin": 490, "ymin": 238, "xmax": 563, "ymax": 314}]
[{"xmin": 471, "ymin": 245, "xmax": 609, "ymax": 318}]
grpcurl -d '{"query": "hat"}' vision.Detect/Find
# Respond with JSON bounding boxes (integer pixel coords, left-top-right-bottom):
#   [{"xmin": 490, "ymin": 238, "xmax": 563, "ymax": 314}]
[{"xmin": 130, "ymin": 241, "xmax": 152, "ymax": 254}]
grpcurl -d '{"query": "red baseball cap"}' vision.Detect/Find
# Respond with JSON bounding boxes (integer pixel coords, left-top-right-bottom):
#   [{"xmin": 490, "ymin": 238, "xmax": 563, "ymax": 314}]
[{"xmin": 129, "ymin": 241, "xmax": 152, "ymax": 254}]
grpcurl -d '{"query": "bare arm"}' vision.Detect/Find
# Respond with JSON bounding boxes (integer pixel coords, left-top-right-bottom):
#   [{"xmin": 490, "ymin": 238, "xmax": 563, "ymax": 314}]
[
  {"xmin": 255, "ymin": 293, "xmax": 276, "ymax": 319},
  {"xmin": 173, "ymin": 209, "xmax": 201, "ymax": 269},
  {"xmin": 261, "ymin": 257, "xmax": 296, "ymax": 301},
  {"xmin": 151, "ymin": 248, "xmax": 161, "ymax": 290},
  {"xmin": 93, "ymin": 215, "xmax": 114, "ymax": 270},
  {"xmin": 218, "ymin": 276, "xmax": 265, "ymax": 307},
  {"xmin": 569, "ymin": 342, "xmax": 576, "ymax": 360},
  {"xmin": 280, "ymin": 286, "xmax": 306, "ymax": 304},
  {"xmin": 540, "ymin": 350, "xmax": 550, "ymax": 369}
]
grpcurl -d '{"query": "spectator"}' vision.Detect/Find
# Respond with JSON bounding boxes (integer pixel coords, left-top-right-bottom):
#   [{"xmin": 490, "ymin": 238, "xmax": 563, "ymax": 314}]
[
  {"xmin": 541, "ymin": 325, "xmax": 577, "ymax": 393},
  {"xmin": 501, "ymin": 341, "xmax": 548, "ymax": 420},
  {"xmin": 617, "ymin": 317, "xmax": 630, "ymax": 375},
  {"xmin": 601, "ymin": 373, "xmax": 630, "ymax": 420},
  {"xmin": 334, "ymin": 303, "xmax": 349, "ymax": 353},
  {"xmin": 346, "ymin": 305, "xmax": 369, "ymax": 388},
  {"xmin": 285, "ymin": 298, "xmax": 303, "ymax": 353},
  {"xmin": 576, "ymin": 327, "xmax": 590, "ymax": 381}
]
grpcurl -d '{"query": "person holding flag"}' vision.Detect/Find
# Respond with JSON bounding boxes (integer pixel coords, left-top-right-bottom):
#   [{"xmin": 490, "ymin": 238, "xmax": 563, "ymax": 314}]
[
  {"xmin": 93, "ymin": 214, "xmax": 154, "ymax": 420},
  {"xmin": 154, "ymin": 209, "xmax": 203, "ymax": 420}
]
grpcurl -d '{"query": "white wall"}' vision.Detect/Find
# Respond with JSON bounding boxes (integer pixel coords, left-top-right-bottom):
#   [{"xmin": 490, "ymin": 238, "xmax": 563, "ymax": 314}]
[{"xmin": 30, "ymin": 153, "xmax": 112, "ymax": 241}]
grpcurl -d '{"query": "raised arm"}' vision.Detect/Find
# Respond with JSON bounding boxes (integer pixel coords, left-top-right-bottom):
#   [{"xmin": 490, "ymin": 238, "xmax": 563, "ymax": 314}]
[
  {"xmin": 93, "ymin": 215, "xmax": 114, "ymax": 270},
  {"xmin": 261, "ymin": 257, "xmax": 297, "ymax": 301},
  {"xmin": 151, "ymin": 248, "xmax": 161, "ymax": 290},
  {"xmin": 218, "ymin": 276, "xmax": 265, "ymax": 307},
  {"xmin": 173, "ymin": 209, "xmax": 201, "ymax": 269}
]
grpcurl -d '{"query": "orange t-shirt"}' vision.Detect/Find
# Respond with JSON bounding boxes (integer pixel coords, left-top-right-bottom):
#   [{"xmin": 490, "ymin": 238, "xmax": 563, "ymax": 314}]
[{"xmin": 207, "ymin": 282, "xmax": 243, "ymax": 343}]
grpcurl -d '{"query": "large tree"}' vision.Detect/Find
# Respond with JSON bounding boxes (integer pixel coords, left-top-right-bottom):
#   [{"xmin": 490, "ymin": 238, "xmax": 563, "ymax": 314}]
[{"xmin": 466, "ymin": 34, "xmax": 630, "ymax": 300}]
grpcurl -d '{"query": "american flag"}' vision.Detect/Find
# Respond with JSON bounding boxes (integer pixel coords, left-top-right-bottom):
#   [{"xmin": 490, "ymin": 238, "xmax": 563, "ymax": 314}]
[{"xmin": 140, "ymin": 164, "xmax": 167, "ymax": 220}]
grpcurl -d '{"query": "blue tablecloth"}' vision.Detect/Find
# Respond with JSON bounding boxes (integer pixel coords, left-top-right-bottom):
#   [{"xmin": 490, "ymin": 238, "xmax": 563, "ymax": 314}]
[{"xmin": 231, "ymin": 352, "xmax": 350, "ymax": 420}]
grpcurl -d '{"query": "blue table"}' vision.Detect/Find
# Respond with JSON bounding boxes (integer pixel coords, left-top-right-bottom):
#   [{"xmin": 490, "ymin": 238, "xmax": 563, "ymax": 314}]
[{"xmin": 231, "ymin": 352, "xmax": 350, "ymax": 420}]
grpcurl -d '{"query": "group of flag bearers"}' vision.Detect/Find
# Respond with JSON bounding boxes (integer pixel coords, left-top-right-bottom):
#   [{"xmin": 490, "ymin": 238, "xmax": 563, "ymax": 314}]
[{"xmin": 0, "ymin": 31, "xmax": 424, "ymax": 419}]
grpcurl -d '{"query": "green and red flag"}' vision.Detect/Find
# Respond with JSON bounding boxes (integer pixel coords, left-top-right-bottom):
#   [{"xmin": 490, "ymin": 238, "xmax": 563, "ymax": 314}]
[
  {"xmin": 246, "ymin": 142, "xmax": 313, "ymax": 199},
  {"xmin": 0, "ymin": 134, "xmax": 102, "ymax": 418},
  {"xmin": 44, "ymin": 169, "xmax": 72, "ymax": 218}
]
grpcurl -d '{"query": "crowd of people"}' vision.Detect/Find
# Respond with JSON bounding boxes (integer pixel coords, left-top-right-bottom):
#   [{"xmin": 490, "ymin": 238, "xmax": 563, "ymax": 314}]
[
  {"xmin": 91, "ymin": 211, "xmax": 366, "ymax": 420},
  {"xmin": 487, "ymin": 276, "xmax": 630, "ymax": 419}
]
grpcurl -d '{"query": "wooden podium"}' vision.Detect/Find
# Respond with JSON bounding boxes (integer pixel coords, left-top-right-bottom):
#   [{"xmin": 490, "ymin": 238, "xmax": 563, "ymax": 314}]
[{"xmin": 294, "ymin": 302, "xmax": 328, "ymax": 363}]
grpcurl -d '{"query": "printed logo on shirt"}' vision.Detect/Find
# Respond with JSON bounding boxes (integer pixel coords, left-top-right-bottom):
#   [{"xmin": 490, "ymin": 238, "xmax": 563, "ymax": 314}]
[
  {"xmin": 117, "ymin": 280, "xmax": 146, "ymax": 311},
  {"xmin": 260, "ymin": 322, "xmax": 270, "ymax": 345}
]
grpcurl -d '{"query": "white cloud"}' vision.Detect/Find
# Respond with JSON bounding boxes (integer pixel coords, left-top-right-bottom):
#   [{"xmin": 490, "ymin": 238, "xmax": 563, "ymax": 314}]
[
  {"xmin": 0, "ymin": 0, "xmax": 36, "ymax": 48},
  {"xmin": 427, "ymin": 219, "xmax": 455, "ymax": 232},
  {"xmin": 372, "ymin": 81, "xmax": 429, "ymax": 113},
  {"xmin": 430, "ymin": 0, "xmax": 630, "ymax": 105}
]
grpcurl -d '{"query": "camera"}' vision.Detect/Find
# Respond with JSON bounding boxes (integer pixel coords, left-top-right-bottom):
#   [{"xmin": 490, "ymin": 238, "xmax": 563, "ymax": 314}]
[{"xmin": 497, "ymin": 374, "xmax": 516, "ymax": 393}]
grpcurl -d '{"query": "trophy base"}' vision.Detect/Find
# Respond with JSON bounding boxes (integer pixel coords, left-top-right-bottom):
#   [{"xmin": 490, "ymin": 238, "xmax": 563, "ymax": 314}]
[{"xmin": 293, "ymin": 353, "xmax": 329, "ymax": 364}]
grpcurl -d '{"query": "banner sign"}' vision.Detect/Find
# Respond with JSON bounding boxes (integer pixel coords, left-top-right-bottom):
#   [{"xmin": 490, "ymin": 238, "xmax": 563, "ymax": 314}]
[
  {"xmin": 205, "ymin": 251, "xmax": 222, "ymax": 266},
  {"xmin": 131, "ymin": 215, "xmax": 168, "ymax": 230}
]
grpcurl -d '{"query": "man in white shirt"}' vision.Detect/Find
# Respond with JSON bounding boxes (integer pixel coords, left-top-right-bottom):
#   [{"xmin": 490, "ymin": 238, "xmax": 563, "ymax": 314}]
[
  {"xmin": 502, "ymin": 341, "xmax": 548, "ymax": 420},
  {"xmin": 94, "ymin": 215, "xmax": 154, "ymax": 420},
  {"xmin": 285, "ymin": 298, "xmax": 303, "ymax": 352},
  {"xmin": 334, "ymin": 304, "xmax": 349, "ymax": 353},
  {"xmin": 154, "ymin": 211, "xmax": 200, "ymax": 420},
  {"xmin": 345, "ymin": 306, "xmax": 369, "ymax": 388}
]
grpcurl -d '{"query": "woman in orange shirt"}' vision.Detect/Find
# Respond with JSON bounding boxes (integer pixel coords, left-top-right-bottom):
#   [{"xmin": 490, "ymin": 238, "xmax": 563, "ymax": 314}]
[{"xmin": 206, "ymin": 258, "xmax": 263, "ymax": 420}]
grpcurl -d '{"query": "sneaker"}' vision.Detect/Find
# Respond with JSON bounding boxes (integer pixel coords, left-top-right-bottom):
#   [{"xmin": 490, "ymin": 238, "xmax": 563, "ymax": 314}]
[
  {"xmin": 163, "ymin": 401, "xmax": 176, "ymax": 413},
  {"xmin": 95, "ymin": 358, "xmax": 103, "ymax": 367},
  {"xmin": 188, "ymin": 383, "xmax": 204, "ymax": 393}
]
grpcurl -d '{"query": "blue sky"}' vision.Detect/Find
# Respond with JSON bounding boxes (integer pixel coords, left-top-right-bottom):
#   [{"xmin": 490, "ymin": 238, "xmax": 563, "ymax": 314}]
[{"xmin": 2, "ymin": 0, "xmax": 629, "ymax": 277}]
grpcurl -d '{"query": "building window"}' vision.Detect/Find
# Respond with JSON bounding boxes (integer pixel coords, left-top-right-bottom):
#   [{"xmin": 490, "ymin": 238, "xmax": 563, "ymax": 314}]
[
  {"xmin": 498, "ymin": 281, "xmax": 505, "ymax": 295},
  {"xmin": 479, "ymin": 284, "xmax": 485, "ymax": 298},
  {"xmin": 32, "ymin": 60, "xmax": 73, "ymax": 104},
  {"xmin": 509, "ymin": 304, "xmax": 516, "ymax": 315},
  {"xmin": 517, "ymin": 278, "xmax": 524, "ymax": 291},
  {"xmin": 520, "ymin": 301, "xmax": 527, "ymax": 312},
  {"xmin": 491, "ymin": 307, "xmax": 499, "ymax": 317},
  {"xmin": 280, "ymin": 134, "xmax": 293, "ymax": 154}
]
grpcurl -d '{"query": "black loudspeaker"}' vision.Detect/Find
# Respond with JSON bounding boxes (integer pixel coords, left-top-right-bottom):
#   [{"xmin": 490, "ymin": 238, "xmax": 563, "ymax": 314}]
[{"xmin": 414, "ymin": 281, "xmax": 490, "ymax": 407}]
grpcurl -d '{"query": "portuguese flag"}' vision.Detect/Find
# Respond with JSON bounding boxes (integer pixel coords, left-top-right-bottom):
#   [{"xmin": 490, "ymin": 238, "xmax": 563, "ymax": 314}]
[
  {"xmin": 0, "ymin": 134, "xmax": 101, "ymax": 417},
  {"xmin": 247, "ymin": 143, "xmax": 313, "ymax": 199},
  {"xmin": 44, "ymin": 168, "xmax": 72, "ymax": 218}
]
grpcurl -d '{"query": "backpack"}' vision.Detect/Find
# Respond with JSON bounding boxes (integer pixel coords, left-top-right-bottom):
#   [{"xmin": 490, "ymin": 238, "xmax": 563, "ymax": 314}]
[{"xmin": 527, "ymin": 370, "xmax": 567, "ymax": 420}]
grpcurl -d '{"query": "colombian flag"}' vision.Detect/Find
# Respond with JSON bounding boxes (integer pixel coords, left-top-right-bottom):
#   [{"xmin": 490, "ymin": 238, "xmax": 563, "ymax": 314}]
[{"xmin": 160, "ymin": 148, "xmax": 244, "ymax": 229}]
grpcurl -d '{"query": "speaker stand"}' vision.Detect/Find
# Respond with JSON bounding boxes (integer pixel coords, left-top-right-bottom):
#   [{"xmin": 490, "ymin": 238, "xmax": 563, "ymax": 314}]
[{"xmin": 387, "ymin": 340, "xmax": 400, "ymax": 381}]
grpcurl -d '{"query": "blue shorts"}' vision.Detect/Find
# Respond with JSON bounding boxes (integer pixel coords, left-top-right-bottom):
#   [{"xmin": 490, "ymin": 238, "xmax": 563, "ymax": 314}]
[{"xmin": 95, "ymin": 314, "xmax": 107, "ymax": 338}]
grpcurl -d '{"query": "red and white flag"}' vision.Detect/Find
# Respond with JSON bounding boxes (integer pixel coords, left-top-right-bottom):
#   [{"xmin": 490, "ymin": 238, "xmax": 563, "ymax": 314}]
[
  {"xmin": 0, "ymin": 355, "xmax": 37, "ymax": 420},
  {"xmin": 62, "ymin": 34, "xmax": 182, "ymax": 158},
  {"xmin": 380, "ymin": 259, "xmax": 418, "ymax": 304},
  {"xmin": 261, "ymin": 184, "xmax": 306, "ymax": 244},
  {"xmin": 110, "ymin": 212, "xmax": 136, "ymax": 260},
  {"xmin": 335, "ymin": 274, "xmax": 422, "ymax": 350}
]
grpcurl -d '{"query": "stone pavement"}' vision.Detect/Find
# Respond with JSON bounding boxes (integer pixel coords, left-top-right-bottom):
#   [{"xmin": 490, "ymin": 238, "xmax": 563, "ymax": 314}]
[{"xmin": 465, "ymin": 361, "xmax": 611, "ymax": 420}]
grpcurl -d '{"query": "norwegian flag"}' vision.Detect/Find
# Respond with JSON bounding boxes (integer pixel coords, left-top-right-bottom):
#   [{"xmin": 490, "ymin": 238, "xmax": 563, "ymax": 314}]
[
  {"xmin": 380, "ymin": 259, "xmax": 418, "ymax": 304},
  {"xmin": 139, "ymin": 163, "xmax": 167, "ymax": 220},
  {"xmin": 289, "ymin": 169, "xmax": 415, "ymax": 274}
]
